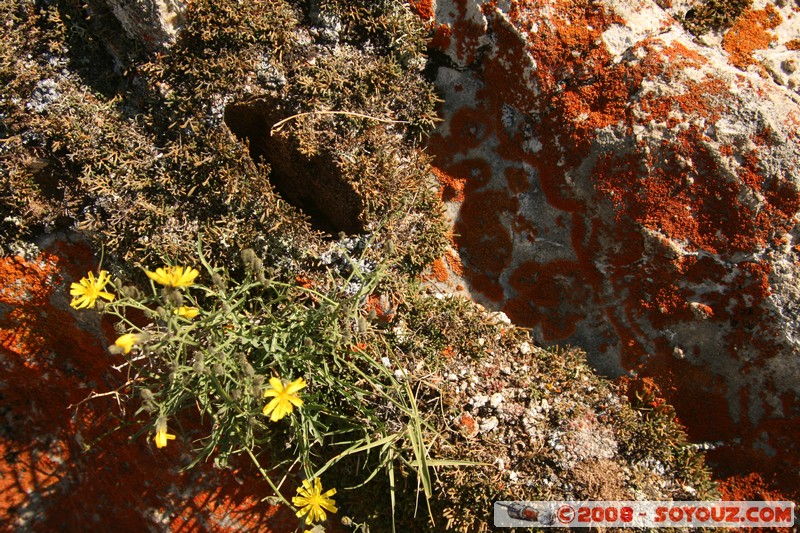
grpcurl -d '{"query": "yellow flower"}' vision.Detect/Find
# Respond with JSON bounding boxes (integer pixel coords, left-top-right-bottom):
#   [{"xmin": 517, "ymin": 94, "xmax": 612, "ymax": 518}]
[
  {"xmin": 69, "ymin": 270, "xmax": 115, "ymax": 309},
  {"xmin": 114, "ymin": 333, "xmax": 140, "ymax": 354},
  {"xmin": 145, "ymin": 266, "xmax": 199, "ymax": 288},
  {"xmin": 293, "ymin": 478, "xmax": 337, "ymax": 525},
  {"xmin": 154, "ymin": 427, "xmax": 176, "ymax": 448},
  {"xmin": 174, "ymin": 306, "xmax": 200, "ymax": 319},
  {"xmin": 262, "ymin": 376, "xmax": 306, "ymax": 421}
]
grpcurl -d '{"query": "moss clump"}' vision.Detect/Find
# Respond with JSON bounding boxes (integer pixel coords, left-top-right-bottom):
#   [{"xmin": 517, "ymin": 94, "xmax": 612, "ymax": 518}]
[
  {"xmin": 681, "ymin": 0, "xmax": 753, "ymax": 36},
  {"xmin": 1, "ymin": 0, "xmax": 446, "ymax": 275},
  {"xmin": 317, "ymin": 285, "xmax": 716, "ymax": 532}
]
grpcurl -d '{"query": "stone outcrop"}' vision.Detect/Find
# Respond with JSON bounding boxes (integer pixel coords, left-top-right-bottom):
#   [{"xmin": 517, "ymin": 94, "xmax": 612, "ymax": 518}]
[
  {"xmin": 425, "ymin": 0, "xmax": 800, "ymax": 489},
  {"xmin": 103, "ymin": 0, "xmax": 186, "ymax": 49},
  {"xmin": 2, "ymin": 0, "xmax": 796, "ymax": 528}
]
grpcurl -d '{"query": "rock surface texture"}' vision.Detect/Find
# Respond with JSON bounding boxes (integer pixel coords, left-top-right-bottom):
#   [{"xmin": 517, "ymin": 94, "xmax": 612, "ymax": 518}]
[
  {"xmin": 424, "ymin": 0, "xmax": 800, "ymax": 489},
  {"xmin": 104, "ymin": 0, "xmax": 186, "ymax": 48}
]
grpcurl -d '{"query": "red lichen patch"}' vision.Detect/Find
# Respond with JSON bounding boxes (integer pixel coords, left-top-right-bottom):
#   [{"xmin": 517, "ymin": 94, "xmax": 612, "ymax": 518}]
[
  {"xmin": 454, "ymin": 411, "xmax": 479, "ymax": 438},
  {"xmin": 433, "ymin": 165, "xmax": 466, "ymax": 203},
  {"xmin": 294, "ymin": 275, "xmax": 313, "ymax": 289},
  {"xmin": 448, "ymin": 106, "xmax": 493, "ymax": 152},
  {"xmin": 468, "ymin": 271, "xmax": 505, "ymax": 303},
  {"xmin": 505, "ymin": 166, "xmax": 529, "ymax": 194},
  {"xmin": 445, "ymin": 247, "xmax": 464, "ymax": 277},
  {"xmin": 351, "ymin": 341, "xmax": 369, "ymax": 353},
  {"xmin": 447, "ymin": 0, "xmax": 488, "ymax": 66},
  {"xmin": 506, "ymin": 260, "xmax": 588, "ymax": 340},
  {"xmin": 717, "ymin": 472, "xmax": 789, "ymax": 502},
  {"xmin": 407, "ymin": 0, "xmax": 434, "ymax": 21},
  {"xmin": 431, "ymin": 257, "xmax": 450, "ymax": 282},
  {"xmin": 722, "ymin": 5, "xmax": 783, "ymax": 70},
  {"xmin": 169, "ymin": 464, "xmax": 299, "ymax": 532},
  {"xmin": 551, "ymin": 67, "xmax": 636, "ymax": 149},
  {"xmin": 594, "ymin": 127, "xmax": 796, "ymax": 257},
  {"xmin": 502, "ymin": 0, "xmax": 623, "ymax": 96},
  {"xmin": 473, "ymin": 9, "xmax": 541, "ymax": 114},
  {"xmin": 430, "ymin": 23, "xmax": 453, "ymax": 51},
  {"xmin": 363, "ymin": 294, "xmax": 396, "ymax": 324},
  {"xmin": 0, "ymin": 255, "xmax": 59, "ymax": 306},
  {"xmin": 454, "ymin": 189, "xmax": 516, "ymax": 301}
]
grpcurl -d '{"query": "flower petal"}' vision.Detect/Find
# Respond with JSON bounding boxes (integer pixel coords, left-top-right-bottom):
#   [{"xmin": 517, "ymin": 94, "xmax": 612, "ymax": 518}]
[
  {"xmin": 262, "ymin": 397, "xmax": 280, "ymax": 417},
  {"xmin": 285, "ymin": 377, "xmax": 307, "ymax": 394},
  {"xmin": 98, "ymin": 290, "xmax": 115, "ymax": 302},
  {"xmin": 267, "ymin": 377, "xmax": 284, "ymax": 392}
]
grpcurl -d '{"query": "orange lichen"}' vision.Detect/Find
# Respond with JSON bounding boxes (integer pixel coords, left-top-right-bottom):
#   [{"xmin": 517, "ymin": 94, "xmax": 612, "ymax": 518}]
[
  {"xmin": 407, "ymin": 0, "xmax": 434, "ymax": 21},
  {"xmin": 363, "ymin": 294, "xmax": 396, "ymax": 324},
  {"xmin": 717, "ymin": 472, "xmax": 788, "ymax": 502},
  {"xmin": 454, "ymin": 189, "xmax": 515, "ymax": 301},
  {"xmin": 454, "ymin": 412, "xmax": 478, "ymax": 438},
  {"xmin": 294, "ymin": 275, "xmax": 314, "ymax": 289},
  {"xmin": 786, "ymin": 39, "xmax": 800, "ymax": 51},
  {"xmin": 722, "ymin": 5, "xmax": 783, "ymax": 70},
  {"xmin": 431, "ymin": 257, "xmax": 449, "ymax": 282},
  {"xmin": 433, "ymin": 166, "xmax": 466, "ymax": 203},
  {"xmin": 430, "ymin": 23, "xmax": 452, "ymax": 50},
  {"xmin": 445, "ymin": 247, "xmax": 464, "ymax": 277}
]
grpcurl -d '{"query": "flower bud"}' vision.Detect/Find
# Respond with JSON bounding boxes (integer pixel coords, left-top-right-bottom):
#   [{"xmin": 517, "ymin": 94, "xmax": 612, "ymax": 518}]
[
  {"xmin": 162, "ymin": 288, "xmax": 183, "ymax": 307},
  {"xmin": 239, "ymin": 355, "xmax": 255, "ymax": 378},
  {"xmin": 241, "ymin": 248, "xmax": 256, "ymax": 267},
  {"xmin": 123, "ymin": 285, "xmax": 142, "ymax": 299},
  {"xmin": 193, "ymin": 354, "xmax": 205, "ymax": 374},
  {"xmin": 155, "ymin": 414, "xmax": 167, "ymax": 433}
]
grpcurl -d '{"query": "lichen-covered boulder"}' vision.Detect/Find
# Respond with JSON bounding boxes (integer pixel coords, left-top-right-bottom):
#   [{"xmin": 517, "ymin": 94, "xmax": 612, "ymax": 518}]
[
  {"xmin": 0, "ymin": 0, "xmax": 725, "ymax": 529},
  {"xmin": 426, "ymin": 0, "xmax": 800, "ymax": 490}
]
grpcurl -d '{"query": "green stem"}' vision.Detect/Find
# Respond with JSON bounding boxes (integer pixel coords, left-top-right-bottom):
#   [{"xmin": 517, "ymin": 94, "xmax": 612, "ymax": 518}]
[{"xmin": 245, "ymin": 447, "xmax": 295, "ymax": 511}]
